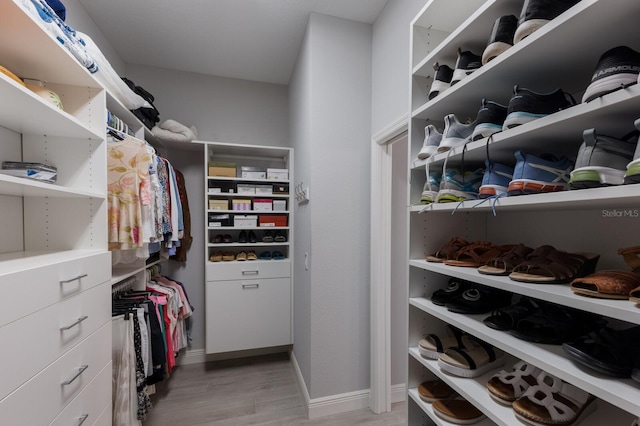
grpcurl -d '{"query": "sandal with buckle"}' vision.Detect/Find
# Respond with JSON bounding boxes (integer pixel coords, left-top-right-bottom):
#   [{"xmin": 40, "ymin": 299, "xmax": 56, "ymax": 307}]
[
  {"xmin": 431, "ymin": 277, "xmax": 473, "ymax": 306},
  {"xmin": 444, "ymin": 285, "xmax": 512, "ymax": 315},
  {"xmin": 478, "ymin": 244, "xmax": 534, "ymax": 276},
  {"xmin": 509, "ymin": 245, "xmax": 600, "ymax": 284},
  {"xmin": 445, "ymin": 241, "xmax": 515, "ymax": 268},
  {"xmin": 418, "ymin": 324, "xmax": 466, "ymax": 359},
  {"xmin": 483, "ymin": 297, "xmax": 540, "ymax": 331},
  {"xmin": 426, "ymin": 237, "xmax": 470, "ymax": 263},
  {"xmin": 487, "ymin": 361, "xmax": 543, "ymax": 406},
  {"xmin": 512, "ymin": 372, "xmax": 597, "ymax": 426},
  {"xmin": 438, "ymin": 335, "xmax": 505, "ymax": 378}
]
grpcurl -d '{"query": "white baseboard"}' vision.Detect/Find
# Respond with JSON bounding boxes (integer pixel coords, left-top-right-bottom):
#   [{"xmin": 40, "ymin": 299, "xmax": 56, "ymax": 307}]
[
  {"xmin": 291, "ymin": 351, "xmax": 372, "ymax": 419},
  {"xmin": 391, "ymin": 383, "xmax": 406, "ymax": 404},
  {"xmin": 175, "ymin": 346, "xmax": 291, "ymax": 366}
]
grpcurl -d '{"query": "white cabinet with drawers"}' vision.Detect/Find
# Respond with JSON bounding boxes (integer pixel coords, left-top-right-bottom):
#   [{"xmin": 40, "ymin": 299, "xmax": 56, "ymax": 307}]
[{"xmin": 200, "ymin": 141, "xmax": 294, "ymax": 354}]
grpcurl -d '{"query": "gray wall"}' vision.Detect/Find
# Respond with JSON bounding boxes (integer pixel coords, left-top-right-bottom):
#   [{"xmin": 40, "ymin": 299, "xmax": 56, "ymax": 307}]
[
  {"xmin": 371, "ymin": 0, "xmax": 426, "ymax": 389},
  {"xmin": 290, "ymin": 13, "xmax": 372, "ymax": 400}
]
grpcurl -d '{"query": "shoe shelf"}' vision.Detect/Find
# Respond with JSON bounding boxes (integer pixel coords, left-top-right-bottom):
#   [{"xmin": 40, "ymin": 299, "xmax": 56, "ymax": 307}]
[
  {"xmin": 207, "ymin": 242, "xmax": 291, "ymax": 248},
  {"xmin": 411, "ymin": 0, "xmax": 640, "ymax": 124},
  {"xmin": 410, "ymin": 259, "xmax": 640, "ymax": 326},
  {"xmin": 409, "ymin": 185, "xmax": 640, "ymax": 214},
  {"xmin": 407, "ymin": 388, "xmax": 497, "ymax": 426},
  {"xmin": 410, "ymin": 298, "xmax": 640, "ymax": 418},
  {"xmin": 412, "ymin": 84, "xmax": 640, "ymax": 171},
  {"xmin": 206, "ymin": 176, "xmax": 290, "ymax": 185},
  {"xmin": 208, "ymin": 193, "xmax": 290, "ymax": 199},
  {"xmin": 207, "ymin": 226, "xmax": 290, "ymax": 230}
]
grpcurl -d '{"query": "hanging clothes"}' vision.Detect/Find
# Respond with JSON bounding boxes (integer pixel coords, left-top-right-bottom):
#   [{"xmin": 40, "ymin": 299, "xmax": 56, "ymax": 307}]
[{"xmin": 170, "ymin": 168, "xmax": 192, "ymax": 262}]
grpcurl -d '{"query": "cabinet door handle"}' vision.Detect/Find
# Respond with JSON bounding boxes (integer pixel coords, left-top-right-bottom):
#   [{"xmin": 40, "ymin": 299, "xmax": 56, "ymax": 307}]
[
  {"xmin": 242, "ymin": 284, "xmax": 259, "ymax": 289},
  {"xmin": 61, "ymin": 365, "xmax": 88, "ymax": 386},
  {"xmin": 60, "ymin": 315, "xmax": 88, "ymax": 331},
  {"xmin": 242, "ymin": 270, "xmax": 259, "ymax": 275},
  {"xmin": 59, "ymin": 274, "xmax": 88, "ymax": 285},
  {"xmin": 78, "ymin": 414, "xmax": 89, "ymax": 425}
]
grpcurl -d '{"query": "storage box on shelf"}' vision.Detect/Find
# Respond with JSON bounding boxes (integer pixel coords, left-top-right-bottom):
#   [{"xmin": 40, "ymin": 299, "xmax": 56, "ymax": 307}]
[
  {"xmin": 408, "ymin": 0, "xmax": 640, "ymax": 424},
  {"xmin": 200, "ymin": 141, "xmax": 293, "ymax": 354},
  {"xmin": 0, "ymin": 2, "xmax": 111, "ymax": 424}
]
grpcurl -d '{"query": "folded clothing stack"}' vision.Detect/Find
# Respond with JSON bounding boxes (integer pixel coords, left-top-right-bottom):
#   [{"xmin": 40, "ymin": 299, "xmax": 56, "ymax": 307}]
[{"xmin": 1, "ymin": 161, "xmax": 57, "ymax": 183}]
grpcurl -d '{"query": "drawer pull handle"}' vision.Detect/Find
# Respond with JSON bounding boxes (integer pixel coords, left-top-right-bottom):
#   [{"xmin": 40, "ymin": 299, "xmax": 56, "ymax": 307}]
[
  {"xmin": 242, "ymin": 270, "xmax": 259, "ymax": 275},
  {"xmin": 61, "ymin": 365, "xmax": 88, "ymax": 386},
  {"xmin": 59, "ymin": 274, "xmax": 88, "ymax": 285},
  {"xmin": 78, "ymin": 414, "xmax": 89, "ymax": 425},
  {"xmin": 242, "ymin": 284, "xmax": 259, "ymax": 289},
  {"xmin": 60, "ymin": 315, "xmax": 89, "ymax": 331}
]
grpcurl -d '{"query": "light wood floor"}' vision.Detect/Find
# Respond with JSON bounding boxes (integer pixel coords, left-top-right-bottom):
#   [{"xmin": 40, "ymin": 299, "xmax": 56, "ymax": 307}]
[{"xmin": 142, "ymin": 352, "xmax": 406, "ymax": 425}]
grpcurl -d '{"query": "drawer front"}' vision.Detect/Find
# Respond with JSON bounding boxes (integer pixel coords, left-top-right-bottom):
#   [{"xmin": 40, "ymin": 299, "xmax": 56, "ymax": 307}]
[
  {"xmin": 0, "ymin": 251, "xmax": 110, "ymax": 327},
  {"xmin": 0, "ymin": 282, "xmax": 110, "ymax": 400},
  {"xmin": 206, "ymin": 259, "xmax": 290, "ymax": 281},
  {"xmin": 91, "ymin": 402, "xmax": 112, "ymax": 426},
  {"xmin": 0, "ymin": 322, "xmax": 111, "ymax": 426},
  {"xmin": 205, "ymin": 278, "xmax": 291, "ymax": 353},
  {"xmin": 49, "ymin": 361, "xmax": 111, "ymax": 426}
]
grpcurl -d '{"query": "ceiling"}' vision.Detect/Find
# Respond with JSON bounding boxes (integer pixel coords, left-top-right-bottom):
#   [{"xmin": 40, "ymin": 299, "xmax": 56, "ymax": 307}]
[{"xmin": 78, "ymin": 0, "xmax": 389, "ymax": 85}]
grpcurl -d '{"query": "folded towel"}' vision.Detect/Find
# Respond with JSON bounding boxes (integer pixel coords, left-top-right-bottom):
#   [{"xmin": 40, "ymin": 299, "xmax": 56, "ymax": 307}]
[{"xmin": 152, "ymin": 119, "xmax": 198, "ymax": 143}]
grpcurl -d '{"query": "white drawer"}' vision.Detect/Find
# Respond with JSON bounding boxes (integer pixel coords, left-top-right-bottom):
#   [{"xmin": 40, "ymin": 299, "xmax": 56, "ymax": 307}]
[
  {"xmin": 91, "ymin": 402, "xmax": 112, "ymax": 426},
  {"xmin": 0, "ymin": 282, "xmax": 110, "ymax": 400},
  {"xmin": 49, "ymin": 361, "xmax": 111, "ymax": 426},
  {"xmin": 205, "ymin": 277, "xmax": 291, "ymax": 353},
  {"xmin": 0, "ymin": 322, "xmax": 111, "ymax": 426},
  {"xmin": 0, "ymin": 251, "xmax": 110, "ymax": 327},
  {"xmin": 206, "ymin": 259, "xmax": 290, "ymax": 281}
]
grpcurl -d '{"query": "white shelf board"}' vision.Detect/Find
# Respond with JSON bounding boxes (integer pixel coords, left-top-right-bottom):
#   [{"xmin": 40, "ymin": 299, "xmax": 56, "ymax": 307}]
[
  {"xmin": 206, "ymin": 209, "xmax": 290, "ymax": 214},
  {"xmin": 0, "ymin": 0, "xmax": 100, "ymax": 88},
  {"xmin": 0, "ymin": 249, "xmax": 105, "ymax": 276},
  {"xmin": 111, "ymin": 259, "xmax": 162, "ymax": 286},
  {"xmin": 410, "ymin": 297, "xmax": 640, "ymax": 417},
  {"xmin": 407, "ymin": 388, "xmax": 495, "ymax": 426},
  {"xmin": 207, "ymin": 226, "xmax": 289, "ymax": 231},
  {"xmin": 208, "ymin": 193, "xmax": 290, "ymax": 199},
  {"xmin": 409, "ymin": 348, "xmax": 517, "ymax": 426},
  {"xmin": 105, "ymin": 93, "xmax": 144, "ymax": 134},
  {"xmin": 207, "ymin": 242, "xmax": 290, "ymax": 248},
  {"xmin": 0, "ymin": 174, "xmax": 105, "ymax": 199},
  {"xmin": 206, "ymin": 259, "xmax": 289, "ymax": 265},
  {"xmin": 0, "ymin": 74, "xmax": 102, "ymax": 139},
  {"xmin": 411, "ymin": 0, "xmax": 487, "ymax": 33},
  {"xmin": 207, "ymin": 176, "xmax": 290, "ymax": 184},
  {"xmin": 410, "ymin": 185, "xmax": 640, "ymax": 214},
  {"xmin": 409, "ymin": 259, "xmax": 640, "ymax": 325},
  {"xmin": 196, "ymin": 140, "xmax": 292, "ymax": 159},
  {"xmin": 411, "ymin": 0, "xmax": 640, "ymax": 123}
]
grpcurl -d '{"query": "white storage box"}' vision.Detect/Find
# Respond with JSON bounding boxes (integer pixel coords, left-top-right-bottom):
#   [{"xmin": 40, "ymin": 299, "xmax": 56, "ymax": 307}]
[
  {"xmin": 255, "ymin": 184, "xmax": 273, "ymax": 195},
  {"xmin": 267, "ymin": 168, "xmax": 288, "ymax": 180},
  {"xmin": 241, "ymin": 166, "xmax": 266, "ymax": 179},
  {"xmin": 273, "ymin": 200, "xmax": 287, "ymax": 211},
  {"xmin": 234, "ymin": 215, "xmax": 258, "ymax": 227},
  {"xmin": 237, "ymin": 184, "xmax": 256, "ymax": 195},
  {"xmin": 253, "ymin": 199, "xmax": 273, "ymax": 211}
]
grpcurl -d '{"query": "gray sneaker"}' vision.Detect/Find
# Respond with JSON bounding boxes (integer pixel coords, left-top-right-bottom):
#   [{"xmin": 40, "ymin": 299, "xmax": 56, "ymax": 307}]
[
  {"xmin": 418, "ymin": 125, "xmax": 443, "ymax": 160},
  {"xmin": 624, "ymin": 118, "xmax": 640, "ymax": 184},
  {"xmin": 569, "ymin": 128, "xmax": 638, "ymax": 189},
  {"xmin": 437, "ymin": 114, "xmax": 477, "ymax": 153}
]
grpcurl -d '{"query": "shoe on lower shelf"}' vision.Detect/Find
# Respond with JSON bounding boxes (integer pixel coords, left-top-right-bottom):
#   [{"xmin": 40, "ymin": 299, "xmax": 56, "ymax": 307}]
[
  {"xmin": 502, "ymin": 85, "xmax": 575, "ymax": 130},
  {"xmin": 570, "ymin": 128, "xmax": 637, "ymax": 189},
  {"xmin": 472, "ymin": 99, "xmax": 508, "ymax": 141},
  {"xmin": 432, "ymin": 399, "xmax": 486, "ymax": 425},
  {"xmin": 209, "ymin": 251, "xmax": 223, "ymax": 262},
  {"xmin": 437, "ymin": 167, "xmax": 484, "ymax": 202},
  {"xmin": 437, "ymin": 335, "xmax": 505, "ymax": 378},
  {"xmin": 222, "ymin": 251, "xmax": 235, "ymax": 261},
  {"xmin": 624, "ymin": 118, "xmax": 640, "ymax": 184},
  {"xmin": 417, "ymin": 380, "xmax": 457, "ymax": 403},
  {"xmin": 421, "ymin": 171, "xmax": 441, "ymax": 204},
  {"xmin": 507, "ymin": 150, "xmax": 573, "ymax": 196},
  {"xmin": 479, "ymin": 160, "xmax": 513, "ymax": 198},
  {"xmin": 487, "ymin": 361, "xmax": 543, "ymax": 405}
]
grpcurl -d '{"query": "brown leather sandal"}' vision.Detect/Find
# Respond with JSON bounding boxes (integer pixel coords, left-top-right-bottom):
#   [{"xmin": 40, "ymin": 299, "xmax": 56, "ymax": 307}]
[
  {"xmin": 445, "ymin": 241, "xmax": 515, "ymax": 268},
  {"xmin": 478, "ymin": 244, "xmax": 534, "ymax": 276},
  {"xmin": 619, "ymin": 246, "xmax": 640, "ymax": 272},
  {"xmin": 509, "ymin": 245, "xmax": 600, "ymax": 284},
  {"xmin": 425, "ymin": 237, "xmax": 470, "ymax": 263},
  {"xmin": 571, "ymin": 270, "xmax": 640, "ymax": 299}
]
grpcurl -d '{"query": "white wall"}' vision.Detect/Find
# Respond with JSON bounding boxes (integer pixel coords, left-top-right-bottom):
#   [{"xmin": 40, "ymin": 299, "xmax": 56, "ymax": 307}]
[
  {"xmin": 371, "ymin": 0, "xmax": 426, "ymax": 135},
  {"xmin": 290, "ymin": 13, "xmax": 373, "ymax": 400}
]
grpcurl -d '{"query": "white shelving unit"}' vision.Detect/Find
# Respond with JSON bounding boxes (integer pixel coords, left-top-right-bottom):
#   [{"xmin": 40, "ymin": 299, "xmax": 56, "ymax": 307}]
[
  {"xmin": 200, "ymin": 141, "xmax": 294, "ymax": 354},
  {"xmin": 407, "ymin": 0, "xmax": 640, "ymax": 425},
  {"xmin": 0, "ymin": 1, "xmax": 111, "ymax": 424}
]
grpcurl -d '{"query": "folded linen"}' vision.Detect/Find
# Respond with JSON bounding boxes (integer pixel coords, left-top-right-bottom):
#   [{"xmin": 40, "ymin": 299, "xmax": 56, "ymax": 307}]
[{"xmin": 152, "ymin": 119, "xmax": 198, "ymax": 143}]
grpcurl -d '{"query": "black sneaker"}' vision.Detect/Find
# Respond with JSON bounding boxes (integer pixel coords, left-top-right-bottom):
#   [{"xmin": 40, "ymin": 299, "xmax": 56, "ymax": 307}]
[
  {"xmin": 472, "ymin": 99, "xmax": 508, "ymax": 141},
  {"xmin": 450, "ymin": 49, "xmax": 482, "ymax": 86},
  {"xmin": 238, "ymin": 230, "xmax": 247, "ymax": 243},
  {"xmin": 514, "ymin": 0, "xmax": 581, "ymax": 44},
  {"xmin": 248, "ymin": 230, "xmax": 257, "ymax": 243},
  {"xmin": 502, "ymin": 85, "xmax": 576, "ymax": 130},
  {"xmin": 429, "ymin": 62, "xmax": 453, "ymax": 100},
  {"xmin": 482, "ymin": 15, "xmax": 518, "ymax": 65},
  {"xmin": 582, "ymin": 46, "xmax": 640, "ymax": 103}
]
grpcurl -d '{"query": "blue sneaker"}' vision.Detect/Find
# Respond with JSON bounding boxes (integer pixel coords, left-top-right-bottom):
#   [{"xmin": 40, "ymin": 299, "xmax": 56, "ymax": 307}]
[
  {"xmin": 508, "ymin": 150, "xmax": 574, "ymax": 195},
  {"xmin": 437, "ymin": 168, "xmax": 484, "ymax": 203},
  {"xmin": 479, "ymin": 161, "xmax": 514, "ymax": 198},
  {"xmin": 421, "ymin": 171, "xmax": 442, "ymax": 204}
]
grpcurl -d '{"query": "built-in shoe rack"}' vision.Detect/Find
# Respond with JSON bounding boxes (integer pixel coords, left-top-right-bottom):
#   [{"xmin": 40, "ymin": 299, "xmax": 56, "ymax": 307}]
[{"xmin": 408, "ymin": 0, "xmax": 640, "ymax": 424}]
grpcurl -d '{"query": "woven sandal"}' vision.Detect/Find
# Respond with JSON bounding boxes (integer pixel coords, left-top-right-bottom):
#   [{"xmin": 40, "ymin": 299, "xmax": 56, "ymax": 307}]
[
  {"xmin": 478, "ymin": 244, "xmax": 533, "ymax": 276},
  {"xmin": 487, "ymin": 361, "xmax": 542, "ymax": 405},
  {"xmin": 418, "ymin": 324, "xmax": 466, "ymax": 359},
  {"xmin": 512, "ymin": 372, "xmax": 597, "ymax": 426},
  {"xmin": 509, "ymin": 245, "xmax": 599, "ymax": 284},
  {"xmin": 438, "ymin": 335, "xmax": 505, "ymax": 378},
  {"xmin": 426, "ymin": 237, "xmax": 470, "ymax": 263},
  {"xmin": 618, "ymin": 246, "xmax": 640, "ymax": 272},
  {"xmin": 571, "ymin": 270, "xmax": 640, "ymax": 299},
  {"xmin": 417, "ymin": 379, "xmax": 457, "ymax": 402},
  {"xmin": 445, "ymin": 241, "xmax": 515, "ymax": 268}
]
